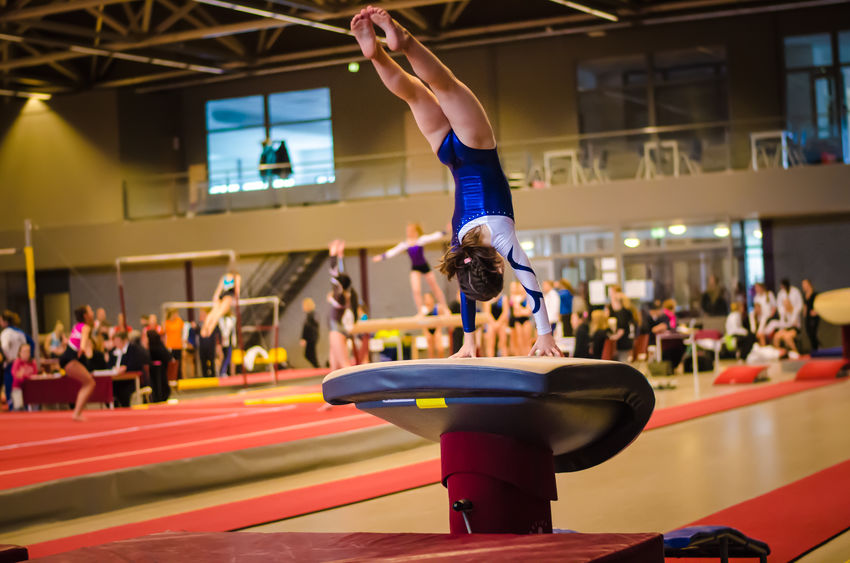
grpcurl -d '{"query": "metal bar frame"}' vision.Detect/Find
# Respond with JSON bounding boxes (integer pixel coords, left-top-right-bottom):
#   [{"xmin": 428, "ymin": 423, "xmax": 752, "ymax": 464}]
[
  {"xmin": 116, "ymin": 249, "xmax": 245, "ymax": 383},
  {"xmin": 161, "ymin": 296, "xmax": 280, "ymax": 383}
]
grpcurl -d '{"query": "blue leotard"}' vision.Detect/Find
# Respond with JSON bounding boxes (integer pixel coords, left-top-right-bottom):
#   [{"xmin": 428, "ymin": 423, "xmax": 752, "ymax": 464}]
[{"xmin": 437, "ymin": 130, "xmax": 550, "ymax": 335}]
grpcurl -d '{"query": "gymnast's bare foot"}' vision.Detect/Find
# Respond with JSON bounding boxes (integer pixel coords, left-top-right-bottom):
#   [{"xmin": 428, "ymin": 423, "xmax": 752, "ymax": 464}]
[
  {"xmin": 351, "ymin": 10, "xmax": 378, "ymax": 59},
  {"xmin": 72, "ymin": 414, "xmax": 87, "ymax": 422},
  {"xmin": 368, "ymin": 6, "xmax": 409, "ymax": 51}
]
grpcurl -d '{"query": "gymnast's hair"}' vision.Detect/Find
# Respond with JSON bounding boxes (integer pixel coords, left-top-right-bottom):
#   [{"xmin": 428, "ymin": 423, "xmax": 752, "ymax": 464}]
[
  {"xmin": 74, "ymin": 305, "xmax": 90, "ymax": 324},
  {"xmin": 438, "ymin": 226, "xmax": 504, "ymax": 302},
  {"xmin": 333, "ymin": 273, "xmax": 360, "ymax": 322}
]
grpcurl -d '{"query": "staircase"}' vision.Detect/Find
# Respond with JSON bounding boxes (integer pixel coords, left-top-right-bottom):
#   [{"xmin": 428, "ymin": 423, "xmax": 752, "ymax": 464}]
[{"xmin": 239, "ymin": 250, "xmax": 328, "ymax": 348}]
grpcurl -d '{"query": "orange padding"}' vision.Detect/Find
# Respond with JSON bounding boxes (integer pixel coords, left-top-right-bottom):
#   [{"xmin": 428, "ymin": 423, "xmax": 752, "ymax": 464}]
[
  {"xmin": 713, "ymin": 365, "xmax": 768, "ymax": 385},
  {"xmin": 795, "ymin": 359, "xmax": 850, "ymax": 381}
]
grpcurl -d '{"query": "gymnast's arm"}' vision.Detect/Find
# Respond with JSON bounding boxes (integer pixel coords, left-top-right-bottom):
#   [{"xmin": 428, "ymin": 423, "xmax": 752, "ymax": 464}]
[
  {"xmin": 451, "ymin": 292, "xmax": 478, "ymax": 358},
  {"xmin": 492, "ymin": 223, "xmax": 562, "ymax": 357},
  {"xmin": 416, "ymin": 230, "xmax": 447, "ymax": 246},
  {"xmin": 373, "ymin": 241, "xmax": 408, "ymax": 262}
]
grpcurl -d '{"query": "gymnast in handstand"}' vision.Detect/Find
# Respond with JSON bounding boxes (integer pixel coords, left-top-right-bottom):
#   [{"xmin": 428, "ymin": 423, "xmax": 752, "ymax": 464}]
[
  {"xmin": 352, "ymin": 6, "xmax": 561, "ymax": 357},
  {"xmin": 373, "ymin": 222, "xmax": 449, "ymax": 315},
  {"xmin": 327, "ymin": 239, "xmax": 358, "ymax": 370},
  {"xmin": 201, "ymin": 269, "xmax": 241, "ymax": 338}
]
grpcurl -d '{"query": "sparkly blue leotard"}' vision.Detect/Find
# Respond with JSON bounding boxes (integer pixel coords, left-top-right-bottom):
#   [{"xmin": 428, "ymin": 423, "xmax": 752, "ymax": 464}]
[{"xmin": 436, "ymin": 130, "xmax": 550, "ymax": 336}]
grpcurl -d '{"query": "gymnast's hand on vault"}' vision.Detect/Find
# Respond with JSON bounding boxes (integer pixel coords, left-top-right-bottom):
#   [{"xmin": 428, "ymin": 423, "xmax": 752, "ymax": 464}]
[
  {"xmin": 450, "ymin": 334, "xmax": 477, "ymax": 358},
  {"xmin": 530, "ymin": 333, "xmax": 563, "ymax": 357}
]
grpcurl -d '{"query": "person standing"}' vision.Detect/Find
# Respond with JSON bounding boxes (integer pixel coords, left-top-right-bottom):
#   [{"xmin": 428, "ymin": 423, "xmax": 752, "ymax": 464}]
[
  {"xmin": 300, "ymin": 298, "xmax": 320, "ymax": 368},
  {"xmin": 197, "ymin": 309, "xmax": 220, "ymax": 378},
  {"xmin": 801, "ymin": 278, "xmax": 819, "ymax": 352},
  {"xmin": 557, "ymin": 279, "xmax": 574, "ymax": 337},
  {"xmin": 164, "ymin": 309, "xmax": 185, "ymax": 380},
  {"xmin": 57, "ymin": 306, "xmax": 97, "ymax": 421},
  {"xmin": 700, "ymin": 274, "xmax": 729, "ymax": 316},
  {"xmin": 1, "ymin": 311, "xmax": 28, "ymax": 411},
  {"xmin": 542, "ymin": 280, "xmax": 561, "ymax": 336}
]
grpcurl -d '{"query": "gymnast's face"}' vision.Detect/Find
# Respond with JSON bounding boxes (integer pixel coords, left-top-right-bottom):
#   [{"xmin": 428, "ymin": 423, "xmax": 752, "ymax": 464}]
[{"xmin": 406, "ymin": 224, "xmax": 420, "ymax": 239}]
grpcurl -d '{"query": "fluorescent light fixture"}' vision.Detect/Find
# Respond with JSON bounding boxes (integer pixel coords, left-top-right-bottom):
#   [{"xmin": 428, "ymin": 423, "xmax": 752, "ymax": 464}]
[
  {"xmin": 650, "ymin": 227, "xmax": 666, "ymax": 239},
  {"xmin": 520, "ymin": 240, "xmax": 535, "ymax": 251},
  {"xmin": 668, "ymin": 224, "xmax": 687, "ymax": 236},
  {"xmin": 624, "ymin": 237, "xmax": 640, "ymax": 248},
  {"xmin": 0, "ymin": 88, "xmax": 51, "ymax": 100},
  {"xmin": 753, "ymin": 229, "xmax": 763, "ymax": 239},
  {"xmin": 547, "ymin": 0, "xmax": 618, "ymax": 22},
  {"xmin": 194, "ymin": 0, "xmax": 352, "ymax": 35},
  {"xmin": 713, "ymin": 225, "xmax": 730, "ymax": 238},
  {"xmin": 348, "ymin": 61, "xmax": 360, "ymax": 73}
]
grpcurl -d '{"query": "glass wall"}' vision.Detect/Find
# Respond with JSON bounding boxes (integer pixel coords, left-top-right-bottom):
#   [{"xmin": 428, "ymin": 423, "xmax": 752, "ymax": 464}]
[
  {"xmin": 783, "ymin": 30, "xmax": 850, "ymax": 164},
  {"xmin": 518, "ymin": 218, "xmax": 762, "ymax": 314},
  {"xmin": 206, "ymin": 87, "xmax": 334, "ymax": 195}
]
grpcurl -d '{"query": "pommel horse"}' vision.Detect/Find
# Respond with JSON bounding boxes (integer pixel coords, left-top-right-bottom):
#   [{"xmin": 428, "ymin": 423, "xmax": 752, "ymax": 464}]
[{"xmin": 323, "ymin": 357, "xmax": 655, "ymax": 535}]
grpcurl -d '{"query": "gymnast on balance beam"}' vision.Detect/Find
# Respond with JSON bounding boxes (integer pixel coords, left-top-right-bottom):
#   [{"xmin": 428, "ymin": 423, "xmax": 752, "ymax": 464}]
[{"xmin": 352, "ymin": 6, "xmax": 561, "ymax": 358}]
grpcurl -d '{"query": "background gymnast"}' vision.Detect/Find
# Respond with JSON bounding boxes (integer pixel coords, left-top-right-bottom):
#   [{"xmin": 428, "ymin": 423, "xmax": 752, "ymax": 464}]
[
  {"xmin": 57, "ymin": 305, "xmax": 97, "ymax": 420},
  {"xmin": 327, "ymin": 239, "xmax": 358, "ymax": 370},
  {"xmin": 201, "ymin": 269, "xmax": 241, "ymax": 338},
  {"xmin": 351, "ymin": 6, "xmax": 561, "ymax": 358},
  {"xmin": 372, "ymin": 222, "xmax": 449, "ymax": 316}
]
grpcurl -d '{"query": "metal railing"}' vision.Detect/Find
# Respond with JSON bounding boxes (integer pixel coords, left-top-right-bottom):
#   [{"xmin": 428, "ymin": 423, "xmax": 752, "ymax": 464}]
[{"xmin": 122, "ymin": 117, "xmax": 846, "ymax": 220}]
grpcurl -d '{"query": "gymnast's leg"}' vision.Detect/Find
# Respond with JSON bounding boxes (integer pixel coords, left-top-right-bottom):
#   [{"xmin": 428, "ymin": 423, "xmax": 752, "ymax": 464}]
[
  {"xmin": 65, "ymin": 360, "xmax": 95, "ymax": 421},
  {"xmin": 409, "ymin": 271, "xmax": 425, "ymax": 314},
  {"xmin": 352, "ymin": 9, "xmax": 450, "ymax": 152},
  {"xmin": 423, "ymin": 271, "xmax": 449, "ymax": 313},
  {"xmin": 368, "ymin": 6, "xmax": 496, "ymax": 150}
]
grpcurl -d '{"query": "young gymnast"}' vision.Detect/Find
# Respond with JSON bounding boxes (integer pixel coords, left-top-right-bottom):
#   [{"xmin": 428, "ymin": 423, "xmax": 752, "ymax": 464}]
[
  {"xmin": 327, "ymin": 239, "xmax": 359, "ymax": 370},
  {"xmin": 58, "ymin": 305, "xmax": 97, "ymax": 420},
  {"xmin": 201, "ymin": 269, "xmax": 241, "ymax": 338},
  {"xmin": 373, "ymin": 223, "xmax": 449, "ymax": 315},
  {"xmin": 351, "ymin": 6, "xmax": 561, "ymax": 358}
]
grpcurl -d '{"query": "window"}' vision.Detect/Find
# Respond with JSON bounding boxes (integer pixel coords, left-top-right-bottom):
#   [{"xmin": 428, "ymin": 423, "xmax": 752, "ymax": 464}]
[
  {"xmin": 576, "ymin": 47, "xmax": 728, "ymax": 133},
  {"xmin": 206, "ymin": 88, "xmax": 334, "ymax": 194},
  {"xmin": 783, "ymin": 31, "xmax": 849, "ymax": 163}
]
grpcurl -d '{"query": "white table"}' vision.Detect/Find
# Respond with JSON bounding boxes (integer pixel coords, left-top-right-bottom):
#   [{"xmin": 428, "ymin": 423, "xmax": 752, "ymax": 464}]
[{"xmin": 543, "ymin": 149, "xmax": 588, "ymax": 186}]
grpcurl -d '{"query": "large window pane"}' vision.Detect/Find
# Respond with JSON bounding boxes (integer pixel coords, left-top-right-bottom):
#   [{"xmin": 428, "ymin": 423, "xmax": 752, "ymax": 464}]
[
  {"xmin": 578, "ymin": 55, "xmax": 648, "ymax": 133},
  {"xmin": 839, "ymin": 30, "xmax": 850, "ymax": 63},
  {"xmin": 784, "ymin": 34, "xmax": 833, "ymax": 68},
  {"xmin": 653, "ymin": 47, "xmax": 728, "ymax": 126},
  {"xmin": 206, "ymin": 95, "xmax": 264, "ymax": 131},
  {"xmin": 207, "ymin": 127, "xmax": 266, "ymax": 194},
  {"xmin": 786, "ymin": 71, "xmax": 813, "ymax": 138},
  {"xmin": 269, "ymin": 88, "xmax": 331, "ymax": 123},
  {"xmin": 270, "ymin": 120, "xmax": 335, "ymax": 186}
]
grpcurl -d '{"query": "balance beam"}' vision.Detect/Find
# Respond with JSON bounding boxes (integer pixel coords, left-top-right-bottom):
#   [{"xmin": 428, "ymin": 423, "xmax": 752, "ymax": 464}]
[{"xmin": 350, "ymin": 314, "xmax": 464, "ymax": 335}]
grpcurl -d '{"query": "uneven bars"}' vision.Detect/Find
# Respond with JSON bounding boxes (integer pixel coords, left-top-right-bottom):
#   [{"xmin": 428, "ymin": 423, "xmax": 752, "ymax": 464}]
[
  {"xmin": 162, "ymin": 296, "xmax": 281, "ymax": 381},
  {"xmin": 116, "ymin": 249, "xmax": 237, "ymax": 266}
]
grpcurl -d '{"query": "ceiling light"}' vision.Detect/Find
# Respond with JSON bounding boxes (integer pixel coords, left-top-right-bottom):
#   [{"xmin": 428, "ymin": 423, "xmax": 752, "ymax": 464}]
[
  {"xmin": 624, "ymin": 237, "xmax": 640, "ymax": 248},
  {"xmin": 0, "ymin": 88, "xmax": 51, "ymax": 100},
  {"xmin": 668, "ymin": 224, "xmax": 687, "ymax": 236},
  {"xmin": 348, "ymin": 62, "xmax": 360, "ymax": 73},
  {"xmin": 547, "ymin": 0, "xmax": 619, "ymax": 22},
  {"xmin": 520, "ymin": 240, "xmax": 535, "ymax": 251},
  {"xmin": 650, "ymin": 227, "xmax": 666, "ymax": 239},
  {"xmin": 713, "ymin": 225, "xmax": 730, "ymax": 238},
  {"xmin": 753, "ymin": 229, "xmax": 763, "ymax": 239}
]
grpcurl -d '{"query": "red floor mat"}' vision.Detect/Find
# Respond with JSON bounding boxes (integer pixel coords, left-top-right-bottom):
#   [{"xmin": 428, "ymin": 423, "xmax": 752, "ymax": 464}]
[
  {"xmin": 795, "ymin": 359, "xmax": 849, "ymax": 381},
  {"xmin": 669, "ymin": 458, "xmax": 850, "ymax": 562},
  {"xmin": 713, "ymin": 365, "xmax": 769, "ymax": 384},
  {"xmin": 645, "ymin": 379, "xmax": 839, "ymax": 429},
  {"xmin": 27, "ymin": 459, "xmax": 443, "ymax": 559}
]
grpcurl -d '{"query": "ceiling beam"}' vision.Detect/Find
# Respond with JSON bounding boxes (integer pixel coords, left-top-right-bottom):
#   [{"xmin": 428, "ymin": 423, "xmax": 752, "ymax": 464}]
[
  {"xmin": 154, "ymin": 1, "xmax": 195, "ymax": 33},
  {"xmin": 0, "ymin": 0, "xmax": 137, "ymax": 22},
  {"xmin": 86, "ymin": 7, "xmax": 130, "ymax": 35},
  {"xmin": 0, "ymin": 32, "xmax": 225, "ymax": 73},
  {"xmin": 157, "ymin": 0, "xmax": 246, "ymax": 57},
  {"xmin": 309, "ymin": 0, "xmax": 464, "ymax": 21},
  {"xmin": 397, "ymin": 8, "xmax": 428, "ymax": 30},
  {"xmin": 141, "ymin": 0, "xmax": 155, "ymax": 32}
]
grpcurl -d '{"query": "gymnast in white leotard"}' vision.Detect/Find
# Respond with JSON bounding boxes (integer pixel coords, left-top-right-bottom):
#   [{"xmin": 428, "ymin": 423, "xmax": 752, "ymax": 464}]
[{"xmin": 351, "ymin": 6, "xmax": 561, "ymax": 358}]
